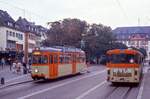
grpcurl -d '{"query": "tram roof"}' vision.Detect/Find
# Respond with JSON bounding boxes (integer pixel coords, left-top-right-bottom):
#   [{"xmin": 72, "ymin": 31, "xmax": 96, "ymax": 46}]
[
  {"xmin": 107, "ymin": 49, "xmax": 143, "ymax": 56},
  {"xmin": 37, "ymin": 47, "xmax": 84, "ymax": 53}
]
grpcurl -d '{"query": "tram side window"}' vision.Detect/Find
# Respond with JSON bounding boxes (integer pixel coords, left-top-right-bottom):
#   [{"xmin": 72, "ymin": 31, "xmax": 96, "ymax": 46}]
[
  {"xmin": 59, "ymin": 56, "xmax": 64, "ymax": 64},
  {"xmin": 32, "ymin": 55, "xmax": 48, "ymax": 64},
  {"xmin": 32, "ymin": 56, "xmax": 39, "ymax": 64},
  {"xmin": 49, "ymin": 55, "xmax": 53, "ymax": 64},
  {"xmin": 54, "ymin": 55, "xmax": 58, "ymax": 64},
  {"xmin": 41, "ymin": 55, "xmax": 48, "ymax": 64},
  {"xmin": 64, "ymin": 56, "xmax": 69, "ymax": 64}
]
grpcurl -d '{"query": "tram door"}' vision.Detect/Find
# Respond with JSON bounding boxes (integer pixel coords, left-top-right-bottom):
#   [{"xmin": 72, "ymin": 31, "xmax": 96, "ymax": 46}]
[
  {"xmin": 49, "ymin": 53, "xmax": 58, "ymax": 78},
  {"xmin": 53, "ymin": 54, "xmax": 58, "ymax": 78},
  {"xmin": 72, "ymin": 53, "xmax": 76, "ymax": 74},
  {"xmin": 49, "ymin": 54, "xmax": 54, "ymax": 78}
]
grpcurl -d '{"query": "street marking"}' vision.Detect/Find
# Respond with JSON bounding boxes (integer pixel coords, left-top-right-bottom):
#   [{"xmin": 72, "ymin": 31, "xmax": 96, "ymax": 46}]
[
  {"xmin": 18, "ymin": 69, "xmax": 106, "ymax": 99},
  {"xmin": 6, "ymin": 74, "xmax": 30, "ymax": 83},
  {"xmin": 137, "ymin": 74, "xmax": 146, "ymax": 99},
  {"xmin": 75, "ymin": 81, "xmax": 106, "ymax": 99}
]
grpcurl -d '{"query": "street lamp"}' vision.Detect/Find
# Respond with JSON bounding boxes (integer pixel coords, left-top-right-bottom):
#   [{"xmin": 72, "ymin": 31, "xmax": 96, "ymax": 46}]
[{"xmin": 81, "ymin": 33, "xmax": 86, "ymax": 49}]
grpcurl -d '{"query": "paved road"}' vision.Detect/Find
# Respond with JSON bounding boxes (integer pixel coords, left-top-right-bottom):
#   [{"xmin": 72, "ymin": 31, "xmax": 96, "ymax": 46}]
[{"xmin": 0, "ymin": 65, "xmax": 149, "ymax": 99}]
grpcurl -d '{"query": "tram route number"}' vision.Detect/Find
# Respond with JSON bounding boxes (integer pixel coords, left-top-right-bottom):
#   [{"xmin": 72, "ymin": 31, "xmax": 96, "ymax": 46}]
[{"xmin": 113, "ymin": 68, "xmax": 132, "ymax": 77}]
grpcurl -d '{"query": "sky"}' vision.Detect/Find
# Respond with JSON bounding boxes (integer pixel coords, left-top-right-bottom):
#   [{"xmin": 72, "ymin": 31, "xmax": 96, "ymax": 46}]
[{"xmin": 0, "ymin": 0, "xmax": 150, "ymax": 29}]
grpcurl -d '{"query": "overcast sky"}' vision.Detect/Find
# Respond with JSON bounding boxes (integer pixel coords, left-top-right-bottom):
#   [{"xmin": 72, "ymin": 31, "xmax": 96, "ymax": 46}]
[{"xmin": 0, "ymin": 0, "xmax": 150, "ymax": 29}]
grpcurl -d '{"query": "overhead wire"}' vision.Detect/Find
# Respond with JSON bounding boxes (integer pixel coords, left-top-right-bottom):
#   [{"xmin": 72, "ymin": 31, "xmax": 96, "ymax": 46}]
[{"xmin": 113, "ymin": 0, "xmax": 129, "ymax": 22}]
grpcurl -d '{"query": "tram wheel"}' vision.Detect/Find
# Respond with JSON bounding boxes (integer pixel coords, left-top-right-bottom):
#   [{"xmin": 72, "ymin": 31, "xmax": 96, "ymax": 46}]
[{"xmin": 32, "ymin": 77, "xmax": 37, "ymax": 80}]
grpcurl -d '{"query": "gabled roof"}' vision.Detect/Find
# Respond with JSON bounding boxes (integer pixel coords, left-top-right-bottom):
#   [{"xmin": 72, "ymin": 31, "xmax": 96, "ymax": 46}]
[
  {"xmin": 113, "ymin": 26, "xmax": 150, "ymax": 34},
  {"xmin": 16, "ymin": 17, "xmax": 32, "ymax": 32},
  {"xmin": 0, "ymin": 10, "xmax": 15, "ymax": 26},
  {"xmin": 16, "ymin": 17, "xmax": 47, "ymax": 36}
]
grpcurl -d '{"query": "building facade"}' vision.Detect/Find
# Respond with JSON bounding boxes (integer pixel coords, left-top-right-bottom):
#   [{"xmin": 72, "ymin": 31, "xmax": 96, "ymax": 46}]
[
  {"xmin": 16, "ymin": 17, "xmax": 48, "ymax": 53},
  {"xmin": 0, "ymin": 26, "xmax": 24, "ymax": 51},
  {"xmin": 113, "ymin": 26, "xmax": 150, "ymax": 59},
  {"xmin": 0, "ymin": 10, "xmax": 48, "ymax": 62}
]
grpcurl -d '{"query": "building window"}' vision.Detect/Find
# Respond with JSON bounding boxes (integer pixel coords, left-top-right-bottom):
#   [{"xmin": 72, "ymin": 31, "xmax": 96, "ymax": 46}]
[
  {"xmin": 6, "ymin": 30, "xmax": 9, "ymax": 35},
  {"xmin": 128, "ymin": 41, "xmax": 136, "ymax": 45},
  {"xmin": 140, "ymin": 41, "xmax": 148, "ymax": 45},
  {"xmin": 8, "ymin": 22, "xmax": 13, "ymax": 27},
  {"xmin": 9, "ymin": 31, "xmax": 12, "ymax": 36},
  {"xmin": 13, "ymin": 32, "xmax": 15, "ymax": 37},
  {"xmin": 16, "ymin": 33, "xmax": 18, "ymax": 38},
  {"xmin": 20, "ymin": 34, "xmax": 23, "ymax": 40},
  {"xmin": 7, "ymin": 40, "xmax": 16, "ymax": 49}
]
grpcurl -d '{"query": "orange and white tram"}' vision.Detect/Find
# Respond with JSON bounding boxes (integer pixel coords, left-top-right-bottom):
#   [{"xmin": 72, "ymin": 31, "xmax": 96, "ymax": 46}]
[
  {"xmin": 106, "ymin": 49, "xmax": 144, "ymax": 84},
  {"xmin": 31, "ymin": 46, "xmax": 87, "ymax": 80}
]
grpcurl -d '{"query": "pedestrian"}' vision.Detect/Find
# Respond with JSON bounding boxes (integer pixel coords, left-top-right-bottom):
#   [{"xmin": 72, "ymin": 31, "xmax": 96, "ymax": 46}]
[
  {"xmin": 16, "ymin": 61, "xmax": 22, "ymax": 75},
  {"xmin": 28, "ymin": 58, "xmax": 32, "ymax": 72},
  {"xmin": 23, "ymin": 62, "xmax": 27, "ymax": 74},
  {"xmin": 12, "ymin": 61, "xmax": 16, "ymax": 73},
  {"xmin": 8, "ymin": 58, "xmax": 12, "ymax": 71},
  {"xmin": 1, "ymin": 58, "xmax": 5, "ymax": 69}
]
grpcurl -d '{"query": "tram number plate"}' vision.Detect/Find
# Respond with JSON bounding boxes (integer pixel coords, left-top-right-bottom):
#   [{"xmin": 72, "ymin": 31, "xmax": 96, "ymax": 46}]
[{"xmin": 113, "ymin": 68, "xmax": 132, "ymax": 77}]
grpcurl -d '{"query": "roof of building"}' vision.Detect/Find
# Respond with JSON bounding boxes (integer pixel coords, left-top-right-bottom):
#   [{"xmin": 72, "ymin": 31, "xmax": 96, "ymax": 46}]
[
  {"xmin": 16, "ymin": 17, "xmax": 48, "ymax": 36},
  {"xmin": 113, "ymin": 26, "xmax": 150, "ymax": 34},
  {"xmin": 0, "ymin": 10, "xmax": 15, "ymax": 26}
]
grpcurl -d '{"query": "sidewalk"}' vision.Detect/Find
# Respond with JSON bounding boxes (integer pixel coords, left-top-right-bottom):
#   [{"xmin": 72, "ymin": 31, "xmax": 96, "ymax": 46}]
[{"xmin": 0, "ymin": 65, "xmax": 29, "ymax": 84}]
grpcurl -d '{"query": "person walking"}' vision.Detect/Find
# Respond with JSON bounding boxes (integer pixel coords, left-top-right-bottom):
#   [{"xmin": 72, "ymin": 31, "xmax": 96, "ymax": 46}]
[
  {"xmin": 23, "ymin": 62, "xmax": 27, "ymax": 74},
  {"xmin": 8, "ymin": 58, "xmax": 12, "ymax": 71},
  {"xmin": 12, "ymin": 61, "xmax": 16, "ymax": 73},
  {"xmin": 1, "ymin": 58, "xmax": 5, "ymax": 69},
  {"xmin": 16, "ymin": 61, "xmax": 22, "ymax": 75}
]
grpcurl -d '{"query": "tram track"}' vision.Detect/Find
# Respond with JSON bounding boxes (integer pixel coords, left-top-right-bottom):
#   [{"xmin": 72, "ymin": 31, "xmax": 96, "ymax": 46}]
[
  {"xmin": 122, "ymin": 87, "xmax": 132, "ymax": 99},
  {"xmin": 104, "ymin": 86, "xmax": 119, "ymax": 99},
  {"xmin": 103, "ymin": 85, "xmax": 133, "ymax": 99}
]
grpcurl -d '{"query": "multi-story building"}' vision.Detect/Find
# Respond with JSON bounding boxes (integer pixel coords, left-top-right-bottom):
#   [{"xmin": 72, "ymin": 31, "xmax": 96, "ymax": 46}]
[
  {"xmin": 0, "ymin": 10, "xmax": 24, "ymax": 52},
  {"xmin": 0, "ymin": 10, "xmax": 48, "ymax": 63},
  {"xmin": 16, "ymin": 17, "xmax": 48, "ymax": 53},
  {"xmin": 113, "ymin": 26, "xmax": 150, "ymax": 59}
]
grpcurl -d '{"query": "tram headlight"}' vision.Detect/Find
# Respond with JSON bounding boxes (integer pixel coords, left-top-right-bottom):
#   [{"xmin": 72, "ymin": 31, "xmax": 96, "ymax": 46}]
[
  {"xmin": 130, "ymin": 59, "xmax": 134, "ymax": 63},
  {"xmin": 35, "ymin": 69, "xmax": 39, "ymax": 73}
]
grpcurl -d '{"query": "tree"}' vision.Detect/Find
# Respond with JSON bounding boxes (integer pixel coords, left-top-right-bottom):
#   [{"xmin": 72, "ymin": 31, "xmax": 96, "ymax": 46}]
[
  {"xmin": 111, "ymin": 42, "xmax": 128, "ymax": 49},
  {"xmin": 0, "ymin": 19, "xmax": 4, "ymax": 26},
  {"xmin": 43, "ymin": 18, "xmax": 88, "ymax": 47},
  {"xmin": 83, "ymin": 24, "xmax": 115, "ymax": 61}
]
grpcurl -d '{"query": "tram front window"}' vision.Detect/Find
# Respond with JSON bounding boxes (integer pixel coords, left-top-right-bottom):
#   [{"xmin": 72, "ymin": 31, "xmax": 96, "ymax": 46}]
[
  {"xmin": 109, "ymin": 54, "xmax": 138, "ymax": 64},
  {"xmin": 32, "ymin": 55, "xmax": 48, "ymax": 64}
]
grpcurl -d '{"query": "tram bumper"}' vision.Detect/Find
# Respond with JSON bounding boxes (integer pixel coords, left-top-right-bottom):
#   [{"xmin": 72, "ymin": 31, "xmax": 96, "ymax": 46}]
[
  {"xmin": 108, "ymin": 76, "xmax": 139, "ymax": 83},
  {"xmin": 31, "ymin": 66, "xmax": 49, "ymax": 79}
]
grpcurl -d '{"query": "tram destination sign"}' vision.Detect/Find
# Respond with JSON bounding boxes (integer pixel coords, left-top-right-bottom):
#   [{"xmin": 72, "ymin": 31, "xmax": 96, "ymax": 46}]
[{"xmin": 113, "ymin": 68, "xmax": 132, "ymax": 77}]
